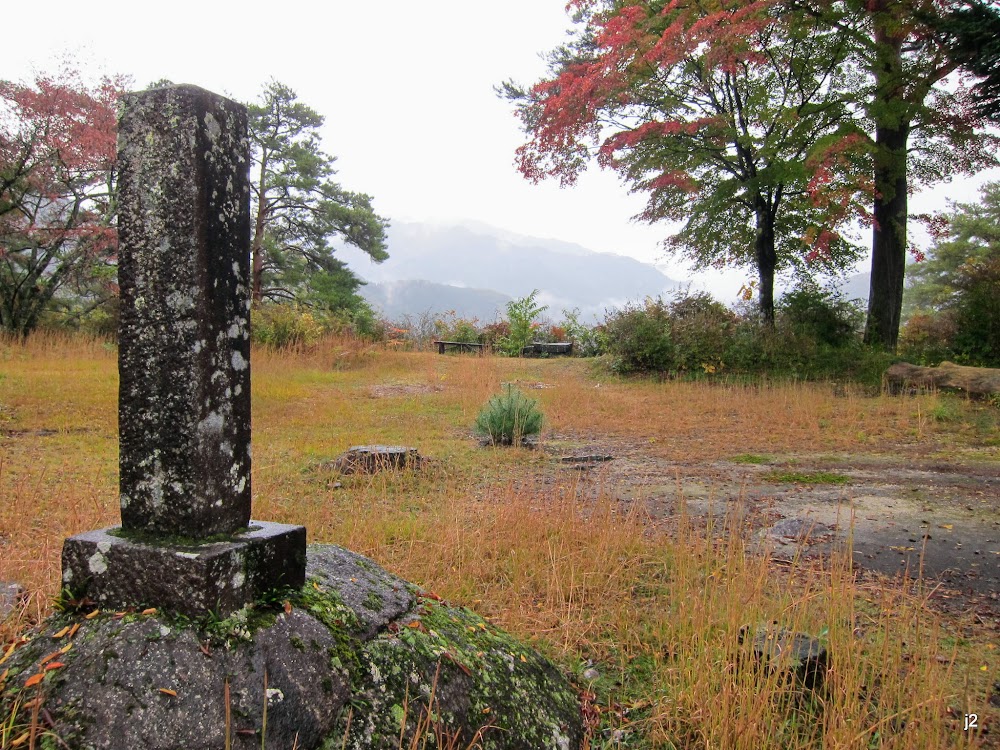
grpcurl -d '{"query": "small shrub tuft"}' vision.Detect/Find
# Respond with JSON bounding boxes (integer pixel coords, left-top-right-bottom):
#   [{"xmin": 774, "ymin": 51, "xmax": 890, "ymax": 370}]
[{"xmin": 474, "ymin": 385, "xmax": 544, "ymax": 446}]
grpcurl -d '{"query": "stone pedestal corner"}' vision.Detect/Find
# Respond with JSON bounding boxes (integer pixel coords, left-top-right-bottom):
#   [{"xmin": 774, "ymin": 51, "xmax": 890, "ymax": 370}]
[{"xmin": 61, "ymin": 522, "xmax": 306, "ymax": 618}]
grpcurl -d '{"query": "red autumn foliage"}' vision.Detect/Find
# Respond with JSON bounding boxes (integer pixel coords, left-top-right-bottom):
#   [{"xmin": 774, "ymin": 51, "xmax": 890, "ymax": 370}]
[
  {"xmin": 0, "ymin": 64, "xmax": 129, "ymax": 335},
  {"xmin": 506, "ymin": 0, "xmax": 863, "ymax": 323}
]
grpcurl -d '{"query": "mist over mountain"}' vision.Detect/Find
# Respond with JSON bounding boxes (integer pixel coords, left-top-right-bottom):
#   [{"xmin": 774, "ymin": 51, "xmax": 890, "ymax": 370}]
[
  {"xmin": 340, "ymin": 220, "xmax": 682, "ymax": 322},
  {"xmin": 362, "ymin": 280, "xmax": 512, "ymax": 323}
]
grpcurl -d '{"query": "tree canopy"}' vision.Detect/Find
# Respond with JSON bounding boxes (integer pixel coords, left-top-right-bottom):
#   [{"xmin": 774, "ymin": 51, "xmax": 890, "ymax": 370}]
[
  {"xmin": 503, "ymin": 0, "xmax": 868, "ymax": 322},
  {"xmin": 249, "ymin": 80, "xmax": 389, "ymax": 317},
  {"xmin": 926, "ymin": 0, "xmax": 1000, "ymax": 123},
  {"xmin": 906, "ymin": 183, "xmax": 1000, "ymax": 316},
  {"xmin": 506, "ymin": 0, "xmax": 999, "ymax": 346},
  {"xmin": 0, "ymin": 73, "xmax": 388, "ymax": 336},
  {"xmin": 0, "ymin": 67, "xmax": 127, "ymax": 336},
  {"xmin": 815, "ymin": 0, "xmax": 1000, "ymax": 350}
]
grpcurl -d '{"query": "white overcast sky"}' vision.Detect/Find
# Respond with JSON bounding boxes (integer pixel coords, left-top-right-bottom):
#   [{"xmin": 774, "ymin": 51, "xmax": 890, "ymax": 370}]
[{"xmin": 6, "ymin": 0, "xmax": 998, "ymax": 301}]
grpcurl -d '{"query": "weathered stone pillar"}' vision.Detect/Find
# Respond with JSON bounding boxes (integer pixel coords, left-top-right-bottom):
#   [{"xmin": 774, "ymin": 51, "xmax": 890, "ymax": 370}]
[
  {"xmin": 61, "ymin": 85, "xmax": 306, "ymax": 617},
  {"xmin": 116, "ymin": 85, "xmax": 252, "ymax": 536}
]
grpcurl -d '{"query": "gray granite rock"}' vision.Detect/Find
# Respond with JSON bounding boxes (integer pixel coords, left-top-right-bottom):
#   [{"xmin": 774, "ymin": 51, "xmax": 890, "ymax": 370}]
[
  {"xmin": 0, "ymin": 582, "xmax": 24, "ymax": 620},
  {"xmin": 61, "ymin": 522, "xmax": 306, "ymax": 618},
  {"xmin": 739, "ymin": 622, "xmax": 828, "ymax": 689},
  {"xmin": 306, "ymin": 543, "xmax": 416, "ymax": 640},
  {"xmin": 3, "ymin": 545, "xmax": 583, "ymax": 750}
]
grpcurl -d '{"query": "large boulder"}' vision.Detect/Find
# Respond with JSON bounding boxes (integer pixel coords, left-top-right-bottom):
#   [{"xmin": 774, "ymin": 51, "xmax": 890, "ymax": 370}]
[
  {"xmin": 885, "ymin": 361, "xmax": 1000, "ymax": 398},
  {"xmin": 0, "ymin": 545, "xmax": 582, "ymax": 750}
]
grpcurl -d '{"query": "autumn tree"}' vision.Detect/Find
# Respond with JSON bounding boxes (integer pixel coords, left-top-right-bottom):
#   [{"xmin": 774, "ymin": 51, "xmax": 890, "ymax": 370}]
[
  {"xmin": 0, "ymin": 67, "xmax": 127, "ymax": 336},
  {"xmin": 503, "ymin": 0, "xmax": 868, "ymax": 322},
  {"xmin": 789, "ymin": 0, "xmax": 1000, "ymax": 350},
  {"xmin": 249, "ymin": 81, "xmax": 388, "ymax": 315}
]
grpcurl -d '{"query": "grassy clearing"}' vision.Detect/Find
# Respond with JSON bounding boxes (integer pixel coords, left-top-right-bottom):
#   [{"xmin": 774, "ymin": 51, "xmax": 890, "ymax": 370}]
[{"xmin": 1, "ymin": 332, "xmax": 997, "ymax": 748}]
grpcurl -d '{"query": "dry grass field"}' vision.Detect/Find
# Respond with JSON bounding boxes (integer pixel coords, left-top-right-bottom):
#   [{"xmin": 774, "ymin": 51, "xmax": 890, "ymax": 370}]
[{"xmin": 2, "ymin": 332, "xmax": 999, "ymax": 749}]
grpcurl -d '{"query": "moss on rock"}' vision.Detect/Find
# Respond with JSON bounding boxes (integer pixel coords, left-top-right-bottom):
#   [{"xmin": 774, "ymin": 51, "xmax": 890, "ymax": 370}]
[{"xmin": 0, "ymin": 545, "xmax": 582, "ymax": 750}]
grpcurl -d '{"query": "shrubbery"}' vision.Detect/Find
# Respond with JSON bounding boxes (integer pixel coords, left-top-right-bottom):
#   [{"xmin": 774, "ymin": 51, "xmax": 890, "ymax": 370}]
[
  {"xmin": 251, "ymin": 303, "xmax": 381, "ymax": 348},
  {"xmin": 948, "ymin": 255, "xmax": 1000, "ymax": 367},
  {"xmin": 559, "ymin": 308, "xmax": 606, "ymax": 357},
  {"xmin": 777, "ymin": 283, "xmax": 863, "ymax": 347},
  {"xmin": 602, "ymin": 297, "xmax": 675, "ymax": 374},
  {"xmin": 433, "ymin": 311, "xmax": 481, "ymax": 345},
  {"xmin": 601, "ymin": 287, "xmax": 889, "ymax": 382},
  {"xmin": 251, "ymin": 304, "xmax": 328, "ymax": 348},
  {"xmin": 498, "ymin": 290, "xmax": 548, "ymax": 356}
]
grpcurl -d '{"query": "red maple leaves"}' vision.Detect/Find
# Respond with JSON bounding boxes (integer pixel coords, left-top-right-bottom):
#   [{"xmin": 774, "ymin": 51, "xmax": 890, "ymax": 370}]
[{"xmin": 0, "ymin": 63, "xmax": 130, "ymax": 334}]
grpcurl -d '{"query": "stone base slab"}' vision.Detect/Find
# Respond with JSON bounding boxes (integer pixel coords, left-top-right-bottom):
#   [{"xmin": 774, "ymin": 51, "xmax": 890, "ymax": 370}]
[{"xmin": 61, "ymin": 521, "xmax": 306, "ymax": 618}]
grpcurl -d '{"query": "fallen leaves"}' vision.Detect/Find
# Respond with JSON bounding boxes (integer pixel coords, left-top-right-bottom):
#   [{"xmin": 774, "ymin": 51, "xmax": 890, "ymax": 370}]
[
  {"xmin": 23, "ymin": 673, "xmax": 44, "ymax": 688},
  {"xmin": 0, "ymin": 640, "xmax": 18, "ymax": 666}
]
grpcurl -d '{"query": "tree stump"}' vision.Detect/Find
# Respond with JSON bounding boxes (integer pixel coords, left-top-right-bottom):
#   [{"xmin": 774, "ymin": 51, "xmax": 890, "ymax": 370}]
[{"xmin": 331, "ymin": 445, "xmax": 421, "ymax": 474}]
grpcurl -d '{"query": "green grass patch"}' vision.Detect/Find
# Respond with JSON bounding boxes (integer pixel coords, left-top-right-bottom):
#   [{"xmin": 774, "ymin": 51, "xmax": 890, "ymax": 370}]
[
  {"xmin": 762, "ymin": 470, "xmax": 850, "ymax": 485},
  {"xmin": 731, "ymin": 453, "xmax": 772, "ymax": 465}
]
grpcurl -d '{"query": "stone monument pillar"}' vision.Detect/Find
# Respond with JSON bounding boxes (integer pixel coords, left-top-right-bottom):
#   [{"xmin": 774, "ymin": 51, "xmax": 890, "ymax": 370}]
[{"xmin": 61, "ymin": 85, "xmax": 306, "ymax": 617}]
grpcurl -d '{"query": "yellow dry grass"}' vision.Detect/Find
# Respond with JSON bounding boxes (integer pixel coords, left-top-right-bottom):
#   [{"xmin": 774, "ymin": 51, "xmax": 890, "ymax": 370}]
[{"xmin": 0, "ymin": 331, "xmax": 996, "ymax": 749}]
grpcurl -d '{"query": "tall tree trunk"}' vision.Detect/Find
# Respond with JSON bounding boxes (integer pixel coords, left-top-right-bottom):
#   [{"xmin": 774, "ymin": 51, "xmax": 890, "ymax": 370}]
[
  {"xmin": 864, "ymin": 14, "xmax": 909, "ymax": 351},
  {"xmin": 865, "ymin": 122, "xmax": 909, "ymax": 350},
  {"xmin": 755, "ymin": 197, "xmax": 777, "ymax": 325}
]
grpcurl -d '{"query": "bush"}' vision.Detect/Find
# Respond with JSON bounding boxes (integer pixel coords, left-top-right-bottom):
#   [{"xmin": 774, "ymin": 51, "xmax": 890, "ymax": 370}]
[
  {"xmin": 474, "ymin": 385, "xmax": 544, "ymax": 445},
  {"xmin": 777, "ymin": 283, "xmax": 863, "ymax": 348},
  {"xmin": 950, "ymin": 255, "xmax": 1000, "ymax": 367},
  {"xmin": 602, "ymin": 297, "xmax": 675, "ymax": 375},
  {"xmin": 433, "ymin": 311, "xmax": 482, "ymax": 344},
  {"xmin": 252, "ymin": 304, "xmax": 327, "ymax": 348},
  {"xmin": 899, "ymin": 312, "xmax": 958, "ymax": 365},
  {"xmin": 600, "ymin": 287, "xmax": 890, "ymax": 384},
  {"xmin": 559, "ymin": 308, "xmax": 606, "ymax": 357},
  {"xmin": 479, "ymin": 320, "xmax": 510, "ymax": 351},
  {"xmin": 667, "ymin": 292, "xmax": 737, "ymax": 373}
]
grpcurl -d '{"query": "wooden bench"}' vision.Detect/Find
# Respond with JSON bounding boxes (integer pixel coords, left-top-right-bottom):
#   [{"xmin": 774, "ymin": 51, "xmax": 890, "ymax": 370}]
[
  {"xmin": 433, "ymin": 340, "xmax": 485, "ymax": 355},
  {"xmin": 521, "ymin": 341, "xmax": 574, "ymax": 357}
]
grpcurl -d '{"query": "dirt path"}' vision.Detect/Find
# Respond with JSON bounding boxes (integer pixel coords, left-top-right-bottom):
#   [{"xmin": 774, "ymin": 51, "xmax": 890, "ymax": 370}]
[{"xmin": 542, "ymin": 437, "xmax": 1000, "ymax": 624}]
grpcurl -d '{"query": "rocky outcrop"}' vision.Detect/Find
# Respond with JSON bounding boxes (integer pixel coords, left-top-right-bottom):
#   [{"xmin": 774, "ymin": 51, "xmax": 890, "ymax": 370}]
[
  {"xmin": 0, "ymin": 545, "xmax": 582, "ymax": 750},
  {"xmin": 885, "ymin": 361, "xmax": 1000, "ymax": 398}
]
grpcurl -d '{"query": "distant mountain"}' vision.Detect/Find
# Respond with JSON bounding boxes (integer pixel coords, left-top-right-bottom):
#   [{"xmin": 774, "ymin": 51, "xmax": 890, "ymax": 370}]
[
  {"xmin": 340, "ymin": 220, "xmax": 682, "ymax": 321},
  {"xmin": 361, "ymin": 280, "xmax": 511, "ymax": 322}
]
